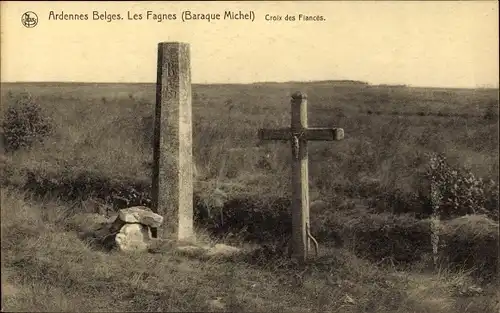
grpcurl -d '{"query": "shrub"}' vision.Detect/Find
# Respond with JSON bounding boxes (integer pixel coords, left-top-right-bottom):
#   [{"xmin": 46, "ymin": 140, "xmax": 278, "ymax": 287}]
[
  {"xmin": 422, "ymin": 153, "xmax": 498, "ymax": 220},
  {"xmin": 3, "ymin": 92, "xmax": 53, "ymax": 152}
]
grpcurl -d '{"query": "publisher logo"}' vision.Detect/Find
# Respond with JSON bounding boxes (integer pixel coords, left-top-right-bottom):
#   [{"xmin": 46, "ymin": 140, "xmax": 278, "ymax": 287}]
[{"xmin": 21, "ymin": 11, "xmax": 38, "ymax": 28}]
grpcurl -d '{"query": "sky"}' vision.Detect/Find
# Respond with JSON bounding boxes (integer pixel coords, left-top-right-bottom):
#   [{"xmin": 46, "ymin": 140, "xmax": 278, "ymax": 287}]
[{"xmin": 1, "ymin": 1, "xmax": 498, "ymax": 88}]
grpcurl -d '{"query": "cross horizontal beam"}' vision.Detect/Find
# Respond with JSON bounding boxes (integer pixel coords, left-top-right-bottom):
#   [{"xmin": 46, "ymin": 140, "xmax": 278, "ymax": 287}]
[{"xmin": 259, "ymin": 127, "xmax": 344, "ymax": 141}]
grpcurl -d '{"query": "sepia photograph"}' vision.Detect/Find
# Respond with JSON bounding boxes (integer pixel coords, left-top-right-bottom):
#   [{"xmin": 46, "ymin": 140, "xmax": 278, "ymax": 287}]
[{"xmin": 1, "ymin": 1, "xmax": 499, "ymax": 312}]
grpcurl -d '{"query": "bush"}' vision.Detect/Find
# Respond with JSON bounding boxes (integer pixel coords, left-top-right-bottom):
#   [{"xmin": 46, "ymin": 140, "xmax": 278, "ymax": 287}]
[
  {"xmin": 3, "ymin": 92, "xmax": 53, "ymax": 152},
  {"xmin": 422, "ymin": 153, "xmax": 498, "ymax": 220}
]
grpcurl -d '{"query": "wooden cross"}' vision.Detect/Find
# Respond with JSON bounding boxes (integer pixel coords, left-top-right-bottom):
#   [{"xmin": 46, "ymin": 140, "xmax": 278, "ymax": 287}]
[{"xmin": 258, "ymin": 91, "xmax": 344, "ymax": 263}]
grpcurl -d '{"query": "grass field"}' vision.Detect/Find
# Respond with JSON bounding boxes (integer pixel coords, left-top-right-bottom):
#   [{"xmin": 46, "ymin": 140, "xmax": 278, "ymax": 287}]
[{"xmin": 1, "ymin": 81, "xmax": 499, "ymax": 312}]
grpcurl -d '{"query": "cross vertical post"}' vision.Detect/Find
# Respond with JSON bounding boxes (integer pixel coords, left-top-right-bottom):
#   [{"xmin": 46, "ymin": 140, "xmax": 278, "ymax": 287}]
[
  {"xmin": 258, "ymin": 91, "xmax": 345, "ymax": 263},
  {"xmin": 152, "ymin": 42, "xmax": 194, "ymax": 242},
  {"xmin": 291, "ymin": 92, "xmax": 311, "ymax": 262}
]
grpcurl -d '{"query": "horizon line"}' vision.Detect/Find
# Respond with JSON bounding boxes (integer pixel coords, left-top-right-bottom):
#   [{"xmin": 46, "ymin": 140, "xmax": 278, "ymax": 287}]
[{"xmin": 1, "ymin": 80, "xmax": 498, "ymax": 90}]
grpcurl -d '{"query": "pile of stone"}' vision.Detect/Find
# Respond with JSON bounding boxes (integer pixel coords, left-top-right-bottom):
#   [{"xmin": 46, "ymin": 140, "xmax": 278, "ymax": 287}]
[
  {"xmin": 85, "ymin": 206, "xmax": 244, "ymax": 258},
  {"xmin": 91, "ymin": 206, "xmax": 163, "ymax": 252}
]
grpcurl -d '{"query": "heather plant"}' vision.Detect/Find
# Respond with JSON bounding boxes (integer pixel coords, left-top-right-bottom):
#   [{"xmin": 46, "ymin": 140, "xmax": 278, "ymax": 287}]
[
  {"xmin": 424, "ymin": 152, "xmax": 498, "ymax": 220},
  {"xmin": 2, "ymin": 92, "xmax": 53, "ymax": 152}
]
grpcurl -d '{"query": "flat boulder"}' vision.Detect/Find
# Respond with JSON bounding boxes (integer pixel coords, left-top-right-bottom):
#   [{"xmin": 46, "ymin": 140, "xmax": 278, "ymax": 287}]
[{"xmin": 118, "ymin": 206, "xmax": 164, "ymax": 228}]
